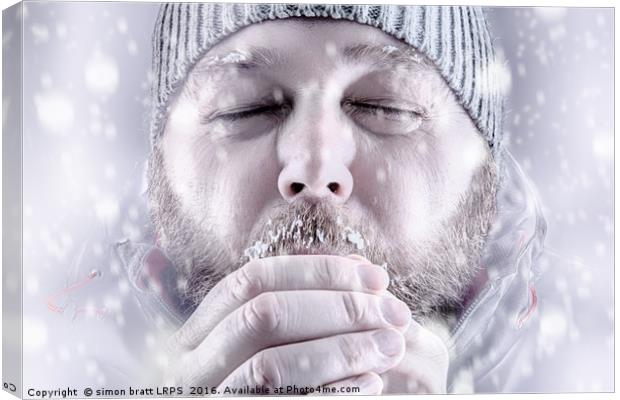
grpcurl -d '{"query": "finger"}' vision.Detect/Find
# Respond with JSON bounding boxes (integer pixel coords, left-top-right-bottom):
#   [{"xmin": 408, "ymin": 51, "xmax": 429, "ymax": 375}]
[
  {"xmin": 391, "ymin": 320, "xmax": 450, "ymax": 393},
  {"xmin": 170, "ymin": 255, "xmax": 389, "ymax": 351},
  {"xmin": 183, "ymin": 290, "xmax": 411, "ymax": 385},
  {"xmin": 345, "ymin": 254, "xmax": 372, "ymax": 264},
  {"xmin": 314, "ymin": 372, "xmax": 383, "ymax": 396},
  {"xmin": 218, "ymin": 328, "xmax": 405, "ymax": 391}
]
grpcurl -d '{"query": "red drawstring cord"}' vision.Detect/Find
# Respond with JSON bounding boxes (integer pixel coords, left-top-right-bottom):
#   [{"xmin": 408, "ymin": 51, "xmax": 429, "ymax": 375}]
[
  {"xmin": 516, "ymin": 286, "xmax": 538, "ymax": 329},
  {"xmin": 47, "ymin": 270, "xmax": 107, "ymax": 320}
]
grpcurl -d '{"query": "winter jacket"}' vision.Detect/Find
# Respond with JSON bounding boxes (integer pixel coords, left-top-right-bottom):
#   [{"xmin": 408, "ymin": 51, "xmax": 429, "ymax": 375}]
[{"xmin": 47, "ymin": 151, "xmax": 606, "ymax": 393}]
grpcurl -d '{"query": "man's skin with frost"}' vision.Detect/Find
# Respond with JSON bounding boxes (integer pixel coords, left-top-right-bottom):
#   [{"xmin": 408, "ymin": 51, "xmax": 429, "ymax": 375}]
[{"xmin": 153, "ymin": 19, "xmax": 495, "ymax": 394}]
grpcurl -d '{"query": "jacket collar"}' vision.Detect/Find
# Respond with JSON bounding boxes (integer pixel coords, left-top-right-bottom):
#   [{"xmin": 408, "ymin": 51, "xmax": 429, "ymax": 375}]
[
  {"xmin": 446, "ymin": 151, "xmax": 547, "ymax": 389},
  {"xmin": 116, "ymin": 151, "xmax": 547, "ymax": 387}
]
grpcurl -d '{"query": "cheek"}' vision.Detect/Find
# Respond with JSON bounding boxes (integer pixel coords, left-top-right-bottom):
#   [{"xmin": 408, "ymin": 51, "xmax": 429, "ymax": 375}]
[
  {"xmin": 190, "ymin": 136, "xmax": 281, "ymax": 250},
  {"xmin": 434, "ymin": 111, "xmax": 488, "ymax": 210},
  {"xmin": 351, "ymin": 134, "xmax": 447, "ymax": 241},
  {"xmin": 163, "ymin": 94, "xmax": 281, "ymax": 252}
]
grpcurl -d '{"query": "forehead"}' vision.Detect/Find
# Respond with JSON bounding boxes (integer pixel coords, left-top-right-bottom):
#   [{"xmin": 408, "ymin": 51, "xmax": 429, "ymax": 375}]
[{"xmin": 190, "ymin": 18, "xmax": 435, "ymax": 79}]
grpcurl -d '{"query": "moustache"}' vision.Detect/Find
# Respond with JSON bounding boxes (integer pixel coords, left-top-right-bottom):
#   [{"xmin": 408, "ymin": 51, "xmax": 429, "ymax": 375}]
[{"xmin": 240, "ymin": 201, "xmax": 373, "ymax": 265}]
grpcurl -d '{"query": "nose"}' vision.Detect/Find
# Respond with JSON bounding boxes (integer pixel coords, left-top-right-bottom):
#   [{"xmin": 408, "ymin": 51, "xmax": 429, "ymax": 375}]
[
  {"xmin": 277, "ymin": 98, "xmax": 355, "ymax": 204},
  {"xmin": 278, "ymin": 159, "xmax": 354, "ymax": 203}
]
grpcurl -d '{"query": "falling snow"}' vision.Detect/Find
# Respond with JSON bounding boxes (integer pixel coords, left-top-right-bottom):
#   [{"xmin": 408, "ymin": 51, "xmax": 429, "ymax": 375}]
[
  {"xmin": 23, "ymin": 317, "xmax": 48, "ymax": 353},
  {"xmin": 12, "ymin": 3, "xmax": 612, "ymax": 394},
  {"xmin": 30, "ymin": 23, "xmax": 50, "ymax": 44},
  {"xmin": 84, "ymin": 51, "xmax": 120, "ymax": 95},
  {"xmin": 34, "ymin": 91, "xmax": 75, "ymax": 133}
]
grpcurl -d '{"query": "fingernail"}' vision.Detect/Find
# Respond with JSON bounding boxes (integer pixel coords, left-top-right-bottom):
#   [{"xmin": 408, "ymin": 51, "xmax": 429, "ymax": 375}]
[
  {"xmin": 373, "ymin": 329, "xmax": 404, "ymax": 357},
  {"xmin": 355, "ymin": 373, "xmax": 383, "ymax": 394},
  {"xmin": 358, "ymin": 264, "xmax": 389, "ymax": 291},
  {"xmin": 381, "ymin": 297, "xmax": 411, "ymax": 327}
]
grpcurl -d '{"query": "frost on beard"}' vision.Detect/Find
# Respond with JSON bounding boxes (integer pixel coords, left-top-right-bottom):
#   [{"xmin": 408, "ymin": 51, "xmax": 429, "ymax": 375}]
[{"xmin": 241, "ymin": 204, "xmax": 369, "ymax": 265}]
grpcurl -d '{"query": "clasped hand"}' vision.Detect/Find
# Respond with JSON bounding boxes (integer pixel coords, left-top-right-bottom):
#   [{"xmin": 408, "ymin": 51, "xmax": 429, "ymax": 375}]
[{"xmin": 163, "ymin": 255, "xmax": 449, "ymax": 394}]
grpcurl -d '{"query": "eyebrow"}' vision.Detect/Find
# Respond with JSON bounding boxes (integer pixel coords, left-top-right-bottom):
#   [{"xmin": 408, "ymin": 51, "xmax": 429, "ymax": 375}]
[
  {"xmin": 191, "ymin": 43, "xmax": 431, "ymax": 76},
  {"xmin": 342, "ymin": 44, "xmax": 432, "ymax": 71}
]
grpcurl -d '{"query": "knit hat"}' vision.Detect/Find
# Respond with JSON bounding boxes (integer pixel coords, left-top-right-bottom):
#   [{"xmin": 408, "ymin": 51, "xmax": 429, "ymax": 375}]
[{"xmin": 150, "ymin": 3, "xmax": 506, "ymax": 158}]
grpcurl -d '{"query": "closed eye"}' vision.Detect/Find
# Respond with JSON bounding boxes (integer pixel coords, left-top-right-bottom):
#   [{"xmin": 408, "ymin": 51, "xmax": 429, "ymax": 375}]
[
  {"xmin": 203, "ymin": 103, "xmax": 291, "ymax": 124},
  {"xmin": 342, "ymin": 99, "xmax": 427, "ymax": 136},
  {"xmin": 344, "ymin": 101, "xmax": 423, "ymax": 118},
  {"xmin": 219, "ymin": 104, "xmax": 289, "ymax": 121}
]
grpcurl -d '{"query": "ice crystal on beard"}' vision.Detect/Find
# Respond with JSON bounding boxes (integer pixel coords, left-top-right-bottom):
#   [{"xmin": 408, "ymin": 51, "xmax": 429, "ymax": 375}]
[
  {"xmin": 240, "ymin": 210, "xmax": 368, "ymax": 264},
  {"xmin": 316, "ymin": 229, "xmax": 325, "ymax": 243},
  {"xmin": 344, "ymin": 227, "xmax": 364, "ymax": 250},
  {"xmin": 243, "ymin": 240, "xmax": 269, "ymax": 261}
]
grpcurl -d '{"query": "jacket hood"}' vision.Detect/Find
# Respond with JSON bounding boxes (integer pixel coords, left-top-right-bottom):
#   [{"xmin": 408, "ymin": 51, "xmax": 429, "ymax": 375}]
[{"xmin": 446, "ymin": 150, "xmax": 547, "ymax": 391}]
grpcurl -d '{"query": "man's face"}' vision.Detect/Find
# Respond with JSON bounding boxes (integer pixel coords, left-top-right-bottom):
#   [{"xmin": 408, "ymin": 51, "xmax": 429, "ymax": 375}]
[{"xmin": 149, "ymin": 19, "xmax": 498, "ymax": 319}]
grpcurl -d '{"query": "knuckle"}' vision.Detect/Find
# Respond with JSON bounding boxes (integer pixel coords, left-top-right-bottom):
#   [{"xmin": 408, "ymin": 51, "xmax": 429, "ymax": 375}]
[
  {"xmin": 164, "ymin": 334, "xmax": 184, "ymax": 356},
  {"xmin": 248, "ymin": 350, "xmax": 282, "ymax": 388},
  {"xmin": 338, "ymin": 334, "xmax": 366, "ymax": 370},
  {"xmin": 229, "ymin": 261, "xmax": 263, "ymax": 302},
  {"xmin": 166, "ymin": 323, "xmax": 199, "ymax": 353},
  {"xmin": 342, "ymin": 292, "xmax": 367, "ymax": 325},
  {"xmin": 315, "ymin": 257, "xmax": 343, "ymax": 287},
  {"xmin": 242, "ymin": 292, "xmax": 281, "ymax": 335}
]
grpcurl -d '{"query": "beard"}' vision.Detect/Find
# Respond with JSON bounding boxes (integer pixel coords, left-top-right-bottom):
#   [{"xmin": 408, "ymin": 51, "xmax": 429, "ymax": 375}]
[{"xmin": 147, "ymin": 146, "xmax": 499, "ymax": 321}]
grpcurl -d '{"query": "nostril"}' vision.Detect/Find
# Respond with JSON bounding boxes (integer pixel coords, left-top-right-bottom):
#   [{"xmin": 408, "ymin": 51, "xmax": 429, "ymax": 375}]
[
  {"xmin": 290, "ymin": 182, "xmax": 305, "ymax": 194},
  {"xmin": 327, "ymin": 182, "xmax": 340, "ymax": 194}
]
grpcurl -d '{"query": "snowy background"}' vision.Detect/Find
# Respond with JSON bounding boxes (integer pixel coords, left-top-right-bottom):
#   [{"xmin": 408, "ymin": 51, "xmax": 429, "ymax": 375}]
[{"xmin": 3, "ymin": 3, "xmax": 613, "ymax": 393}]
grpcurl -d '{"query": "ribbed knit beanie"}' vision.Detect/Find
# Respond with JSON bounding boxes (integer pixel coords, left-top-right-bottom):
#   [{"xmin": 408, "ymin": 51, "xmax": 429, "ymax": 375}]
[{"xmin": 150, "ymin": 3, "xmax": 506, "ymax": 158}]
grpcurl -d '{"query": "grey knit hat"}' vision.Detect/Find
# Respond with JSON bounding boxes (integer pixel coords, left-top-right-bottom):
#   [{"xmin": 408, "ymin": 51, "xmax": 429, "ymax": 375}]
[{"xmin": 150, "ymin": 3, "xmax": 505, "ymax": 157}]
